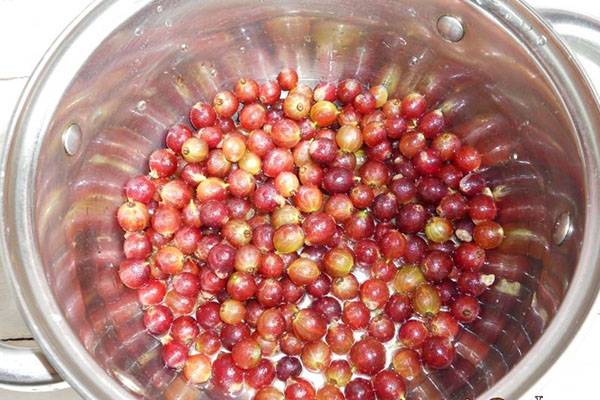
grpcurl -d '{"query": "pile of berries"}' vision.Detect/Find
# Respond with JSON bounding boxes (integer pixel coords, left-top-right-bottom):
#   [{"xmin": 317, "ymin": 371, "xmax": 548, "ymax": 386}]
[{"xmin": 116, "ymin": 68, "xmax": 503, "ymax": 400}]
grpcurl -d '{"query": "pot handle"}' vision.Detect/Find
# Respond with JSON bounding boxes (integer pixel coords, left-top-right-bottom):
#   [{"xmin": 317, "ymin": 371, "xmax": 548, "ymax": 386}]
[
  {"xmin": 0, "ymin": 344, "xmax": 66, "ymax": 391},
  {"xmin": 540, "ymin": 9, "xmax": 600, "ymax": 96},
  {"xmin": 0, "ymin": 78, "xmax": 66, "ymax": 392}
]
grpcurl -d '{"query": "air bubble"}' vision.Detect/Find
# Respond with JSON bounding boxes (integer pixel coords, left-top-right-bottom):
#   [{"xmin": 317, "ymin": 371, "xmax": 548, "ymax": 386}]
[
  {"xmin": 134, "ymin": 27, "xmax": 144, "ymax": 36},
  {"xmin": 156, "ymin": 5, "xmax": 163, "ymax": 13},
  {"xmin": 409, "ymin": 56, "xmax": 419, "ymax": 66},
  {"xmin": 136, "ymin": 100, "xmax": 147, "ymax": 112},
  {"xmin": 180, "ymin": 43, "xmax": 189, "ymax": 52}
]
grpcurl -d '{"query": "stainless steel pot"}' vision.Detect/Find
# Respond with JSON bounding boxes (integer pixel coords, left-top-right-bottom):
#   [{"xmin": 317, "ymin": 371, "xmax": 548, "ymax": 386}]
[{"xmin": 2, "ymin": 0, "xmax": 600, "ymax": 399}]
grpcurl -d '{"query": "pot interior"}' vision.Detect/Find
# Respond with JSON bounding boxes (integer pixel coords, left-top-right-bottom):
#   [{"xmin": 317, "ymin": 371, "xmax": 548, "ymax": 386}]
[{"xmin": 32, "ymin": 0, "xmax": 583, "ymax": 398}]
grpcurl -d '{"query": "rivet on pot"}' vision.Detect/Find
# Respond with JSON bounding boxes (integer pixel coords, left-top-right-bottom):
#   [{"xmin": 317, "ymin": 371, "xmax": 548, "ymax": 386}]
[
  {"xmin": 552, "ymin": 212, "xmax": 572, "ymax": 246},
  {"xmin": 437, "ymin": 15, "xmax": 465, "ymax": 43},
  {"xmin": 62, "ymin": 123, "xmax": 82, "ymax": 156}
]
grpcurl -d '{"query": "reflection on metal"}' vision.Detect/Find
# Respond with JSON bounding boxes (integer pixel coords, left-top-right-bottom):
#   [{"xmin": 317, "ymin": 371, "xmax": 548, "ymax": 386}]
[
  {"xmin": 437, "ymin": 15, "xmax": 465, "ymax": 42},
  {"xmin": 61, "ymin": 124, "xmax": 82, "ymax": 156},
  {"xmin": 552, "ymin": 212, "xmax": 572, "ymax": 246},
  {"xmin": 0, "ymin": 343, "xmax": 66, "ymax": 391}
]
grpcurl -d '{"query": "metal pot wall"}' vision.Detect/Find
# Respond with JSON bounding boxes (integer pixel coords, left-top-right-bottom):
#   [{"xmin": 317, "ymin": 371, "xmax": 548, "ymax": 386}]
[{"xmin": 1, "ymin": 1, "xmax": 600, "ymax": 399}]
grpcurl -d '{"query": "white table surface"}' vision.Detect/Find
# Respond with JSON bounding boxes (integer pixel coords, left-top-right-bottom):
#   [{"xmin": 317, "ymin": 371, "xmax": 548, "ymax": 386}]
[{"xmin": 0, "ymin": 0, "xmax": 599, "ymax": 399}]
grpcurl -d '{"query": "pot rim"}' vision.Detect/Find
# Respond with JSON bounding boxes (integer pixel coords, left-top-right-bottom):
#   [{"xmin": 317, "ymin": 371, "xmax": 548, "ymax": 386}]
[{"xmin": 2, "ymin": 1, "xmax": 600, "ymax": 399}]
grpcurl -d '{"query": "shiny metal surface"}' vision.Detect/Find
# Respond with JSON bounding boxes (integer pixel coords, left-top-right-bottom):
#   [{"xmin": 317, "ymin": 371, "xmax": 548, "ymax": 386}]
[
  {"xmin": 1, "ymin": 0, "xmax": 600, "ymax": 399},
  {"xmin": 61, "ymin": 123, "xmax": 83, "ymax": 157},
  {"xmin": 0, "ymin": 344, "xmax": 65, "ymax": 391},
  {"xmin": 437, "ymin": 15, "xmax": 466, "ymax": 43},
  {"xmin": 540, "ymin": 9, "xmax": 600, "ymax": 94}
]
